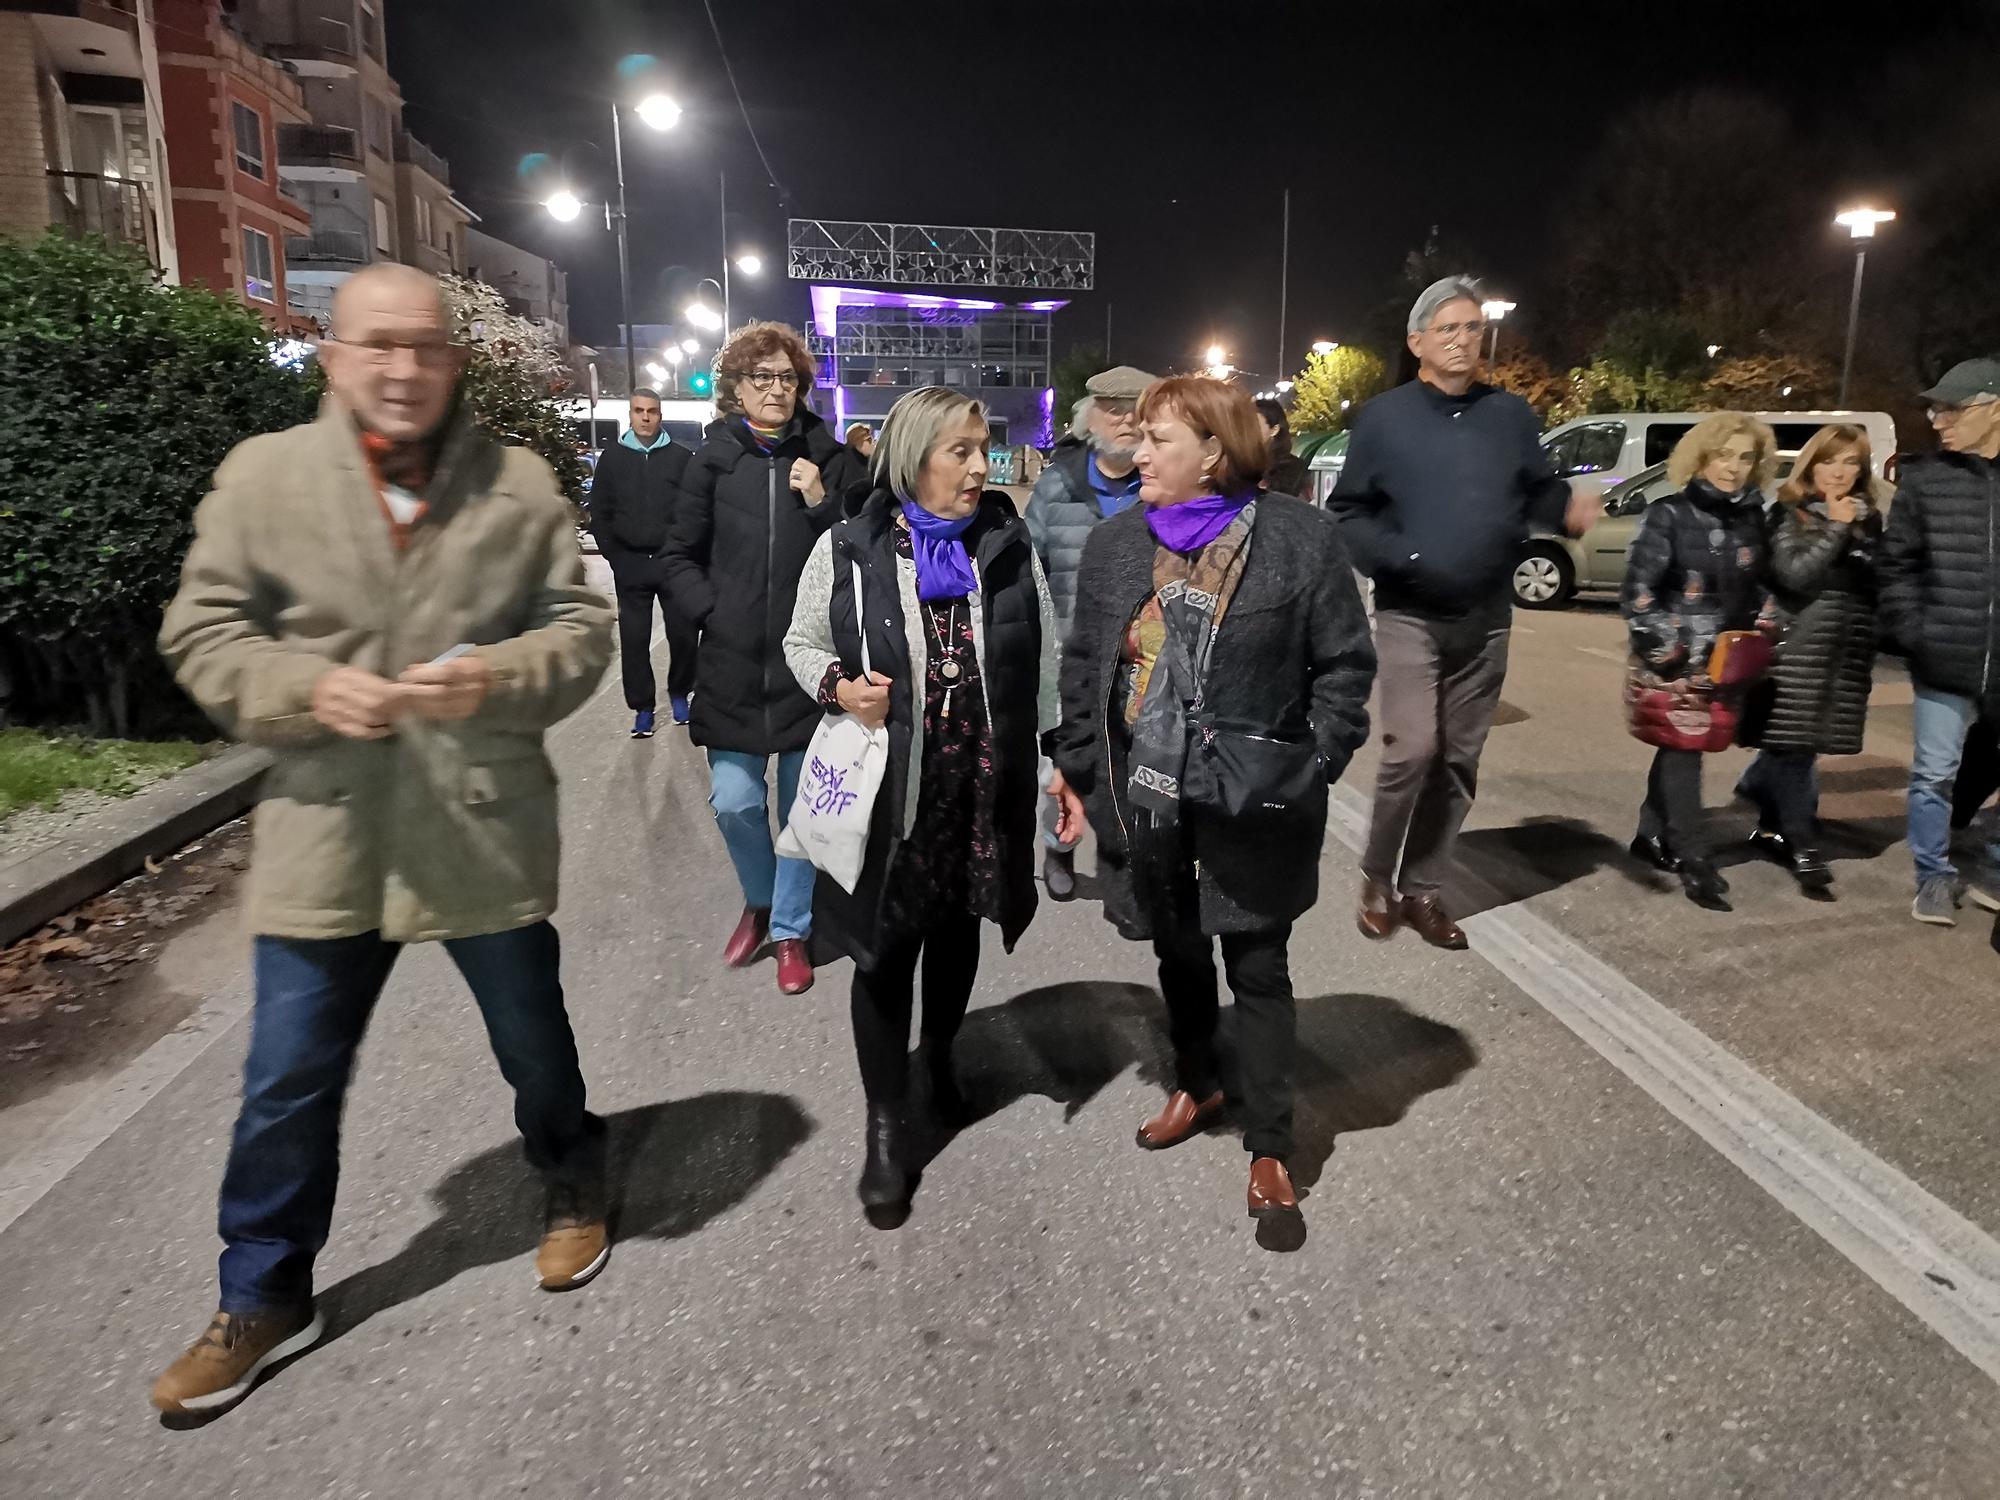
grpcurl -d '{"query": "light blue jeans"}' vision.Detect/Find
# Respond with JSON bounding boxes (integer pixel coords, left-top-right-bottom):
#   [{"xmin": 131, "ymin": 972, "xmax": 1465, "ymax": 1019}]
[
  {"xmin": 707, "ymin": 749, "xmax": 814, "ymax": 941},
  {"xmin": 1908, "ymin": 684, "xmax": 2000, "ymax": 885}
]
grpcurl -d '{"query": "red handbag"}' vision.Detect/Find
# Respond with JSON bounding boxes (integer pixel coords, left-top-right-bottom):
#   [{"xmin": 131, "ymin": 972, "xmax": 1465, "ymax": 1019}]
[{"xmin": 1707, "ymin": 629, "xmax": 1773, "ymax": 687}]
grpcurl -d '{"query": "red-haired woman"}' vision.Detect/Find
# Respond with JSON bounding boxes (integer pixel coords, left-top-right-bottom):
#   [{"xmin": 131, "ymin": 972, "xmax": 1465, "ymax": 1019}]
[
  {"xmin": 663, "ymin": 322, "xmax": 868, "ymax": 994},
  {"xmin": 1736, "ymin": 423, "xmax": 1892, "ymax": 894},
  {"xmin": 1052, "ymin": 376, "xmax": 1376, "ymax": 1243}
]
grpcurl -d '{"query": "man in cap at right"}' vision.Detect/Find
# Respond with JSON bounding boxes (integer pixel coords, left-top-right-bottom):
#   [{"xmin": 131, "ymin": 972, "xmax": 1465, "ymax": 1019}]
[
  {"xmin": 1879, "ymin": 356, "xmax": 2000, "ymax": 925},
  {"xmin": 1027, "ymin": 363, "xmax": 1156, "ymax": 899}
]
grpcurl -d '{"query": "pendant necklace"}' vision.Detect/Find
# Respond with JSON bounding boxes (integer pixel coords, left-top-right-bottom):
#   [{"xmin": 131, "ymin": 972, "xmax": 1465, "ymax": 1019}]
[{"xmin": 928, "ymin": 600, "xmax": 962, "ymax": 719}]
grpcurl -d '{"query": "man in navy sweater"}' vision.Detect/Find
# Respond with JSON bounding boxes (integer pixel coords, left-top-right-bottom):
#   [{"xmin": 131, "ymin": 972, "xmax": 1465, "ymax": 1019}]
[
  {"xmin": 590, "ymin": 389, "xmax": 695, "ymax": 736},
  {"xmin": 1331, "ymin": 276, "xmax": 1599, "ymax": 948}
]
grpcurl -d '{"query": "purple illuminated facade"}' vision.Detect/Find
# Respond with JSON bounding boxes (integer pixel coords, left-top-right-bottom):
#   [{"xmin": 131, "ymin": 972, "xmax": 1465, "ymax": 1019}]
[{"xmin": 804, "ymin": 284, "xmax": 1064, "ymax": 448}]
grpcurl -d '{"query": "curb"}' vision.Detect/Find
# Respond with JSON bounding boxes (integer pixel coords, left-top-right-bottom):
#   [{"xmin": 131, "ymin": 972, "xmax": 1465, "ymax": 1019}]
[{"xmin": 0, "ymin": 745, "xmax": 269, "ymax": 948}]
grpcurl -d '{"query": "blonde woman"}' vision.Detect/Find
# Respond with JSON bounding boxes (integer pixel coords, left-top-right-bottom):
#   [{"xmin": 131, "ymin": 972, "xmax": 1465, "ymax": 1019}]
[
  {"xmin": 1621, "ymin": 414, "xmax": 1780, "ymax": 911},
  {"xmin": 1736, "ymin": 424, "xmax": 1893, "ymax": 895}
]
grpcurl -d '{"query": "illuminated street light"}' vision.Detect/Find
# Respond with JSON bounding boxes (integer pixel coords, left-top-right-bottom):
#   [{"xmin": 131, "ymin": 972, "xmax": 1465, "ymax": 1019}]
[
  {"xmin": 544, "ymin": 190, "xmax": 583, "ymax": 223},
  {"xmin": 644, "ymin": 361, "xmax": 667, "ymax": 382},
  {"xmin": 685, "ymin": 301, "xmax": 723, "ymax": 332},
  {"xmin": 681, "ymin": 337, "xmax": 700, "ymax": 354},
  {"xmin": 1707, "ymin": 344, "xmax": 1723, "ymax": 358},
  {"xmin": 635, "ymin": 93, "xmax": 682, "ymax": 132},
  {"xmin": 1311, "ymin": 340, "xmax": 1337, "ymax": 356},
  {"xmin": 734, "ymin": 253, "xmax": 762, "ymax": 276},
  {"xmin": 1204, "ymin": 343, "xmax": 1226, "ymax": 367},
  {"xmin": 1275, "ymin": 380, "xmax": 1294, "ymax": 394},
  {"xmin": 664, "ymin": 347, "xmax": 684, "ymax": 364},
  {"xmin": 1480, "ymin": 299, "xmax": 1516, "ymax": 365},
  {"xmin": 1834, "ymin": 206, "xmax": 1896, "ymax": 407}
]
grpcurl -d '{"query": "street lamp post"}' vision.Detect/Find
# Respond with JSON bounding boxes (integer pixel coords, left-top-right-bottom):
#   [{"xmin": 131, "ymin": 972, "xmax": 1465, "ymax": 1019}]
[
  {"xmin": 1834, "ymin": 207, "xmax": 1895, "ymax": 408},
  {"xmin": 1480, "ymin": 299, "xmax": 1515, "ymax": 367}
]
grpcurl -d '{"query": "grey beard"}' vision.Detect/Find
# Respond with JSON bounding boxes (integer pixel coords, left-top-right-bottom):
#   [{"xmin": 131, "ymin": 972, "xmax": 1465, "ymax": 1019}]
[{"xmin": 1087, "ymin": 431, "xmax": 1137, "ymax": 466}]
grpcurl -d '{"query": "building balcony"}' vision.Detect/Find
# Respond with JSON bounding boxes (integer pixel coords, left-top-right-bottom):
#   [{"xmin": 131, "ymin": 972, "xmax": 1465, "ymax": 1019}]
[
  {"xmin": 45, "ymin": 170, "xmax": 160, "ymax": 268},
  {"xmin": 284, "ymin": 229, "xmax": 370, "ymax": 267},
  {"xmin": 278, "ymin": 125, "xmax": 364, "ymax": 174},
  {"xmin": 266, "ymin": 16, "xmax": 358, "ymax": 74},
  {"xmin": 394, "ymin": 132, "xmax": 450, "ymax": 187}
]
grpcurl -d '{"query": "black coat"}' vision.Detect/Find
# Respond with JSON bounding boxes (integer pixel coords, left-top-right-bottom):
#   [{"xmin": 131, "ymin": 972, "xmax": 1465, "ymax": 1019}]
[
  {"xmin": 1746, "ymin": 501, "xmax": 1882, "ymax": 755},
  {"xmin": 589, "ymin": 436, "xmax": 690, "ymax": 561},
  {"xmin": 1621, "ymin": 480, "xmax": 1771, "ymax": 680},
  {"xmin": 1879, "ymin": 452, "xmax": 2000, "ymax": 702},
  {"xmin": 1053, "ymin": 496, "xmax": 1376, "ymax": 939},
  {"xmin": 1263, "ymin": 449, "xmax": 1311, "ymax": 501},
  {"xmin": 809, "ymin": 490, "xmax": 1046, "ymax": 973},
  {"xmin": 662, "ymin": 409, "xmax": 867, "ymax": 754}
]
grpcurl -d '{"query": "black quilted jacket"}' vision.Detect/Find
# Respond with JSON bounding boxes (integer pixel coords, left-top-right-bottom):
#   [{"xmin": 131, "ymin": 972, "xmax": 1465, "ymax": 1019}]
[
  {"xmin": 1878, "ymin": 452, "xmax": 2000, "ymax": 701},
  {"xmin": 1621, "ymin": 479, "xmax": 1772, "ymax": 680},
  {"xmin": 1748, "ymin": 501, "xmax": 1882, "ymax": 756}
]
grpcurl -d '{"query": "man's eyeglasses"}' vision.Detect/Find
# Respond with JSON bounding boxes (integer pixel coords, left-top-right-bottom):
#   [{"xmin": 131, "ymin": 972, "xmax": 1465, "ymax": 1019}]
[
  {"xmin": 742, "ymin": 369, "xmax": 800, "ymax": 391},
  {"xmin": 1427, "ymin": 320, "xmax": 1488, "ymax": 344},
  {"xmin": 323, "ymin": 335, "xmax": 462, "ymax": 368},
  {"xmin": 1097, "ymin": 399, "xmax": 1137, "ymax": 417},
  {"xmin": 1928, "ymin": 397, "xmax": 1997, "ymax": 422}
]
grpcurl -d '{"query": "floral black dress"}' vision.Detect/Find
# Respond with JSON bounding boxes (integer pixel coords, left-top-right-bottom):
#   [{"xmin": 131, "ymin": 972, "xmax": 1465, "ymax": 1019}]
[{"xmin": 819, "ymin": 528, "xmax": 1004, "ymax": 936}]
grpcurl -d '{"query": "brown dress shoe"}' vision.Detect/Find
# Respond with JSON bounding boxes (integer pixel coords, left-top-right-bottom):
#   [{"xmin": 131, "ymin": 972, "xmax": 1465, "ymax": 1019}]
[
  {"xmin": 537, "ymin": 1218, "xmax": 610, "ymax": 1290},
  {"xmin": 1356, "ymin": 876, "xmax": 1401, "ymax": 940},
  {"xmin": 1247, "ymin": 1156, "xmax": 1299, "ymax": 1218},
  {"xmin": 774, "ymin": 939, "xmax": 814, "ymax": 995},
  {"xmin": 723, "ymin": 906, "xmax": 770, "ymax": 968},
  {"xmin": 1401, "ymin": 891, "xmax": 1469, "ymax": 950},
  {"xmin": 1135, "ymin": 1089, "xmax": 1225, "ymax": 1150},
  {"xmin": 150, "ymin": 1305, "xmax": 324, "ymax": 1415}
]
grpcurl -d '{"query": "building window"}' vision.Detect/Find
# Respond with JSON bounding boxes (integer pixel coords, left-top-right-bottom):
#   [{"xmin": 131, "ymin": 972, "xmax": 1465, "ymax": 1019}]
[
  {"xmin": 414, "ymin": 194, "xmax": 432, "ymax": 247},
  {"xmin": 359, "ymin": 1, "xmax": 385, "ymax": 62},
  {"xmin": 373, "ymin": 195, "xmax": 392, "ymax": 252},
  {"xmin": 242, "ymin": 227, "xmax": 275, "ymax": 302},
  {"xmin": 365, "ymin": 96, "xmax": 392, "ymax": 158},
  {"xmin": 231, "ymin": 100, "xmax": 265, "ymax": 179}
]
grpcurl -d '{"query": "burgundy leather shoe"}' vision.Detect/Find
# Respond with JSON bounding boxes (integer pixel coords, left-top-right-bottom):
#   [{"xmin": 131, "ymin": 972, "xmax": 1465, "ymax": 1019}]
[
  {"xmin": 723, "ymin": 907, "xmax": 770, "ymax": 969},
  {"xmin": 1247, "ymin": 1156, "xmax": 1299, "ymax": 1218},
  {"xmin": 1135, "ymin": 1089, "xmax": 1225, "ymax": 1150},
  {"xmin": 774, "ymin": 939, "xmax": 814, "ymax": 995},
  {"xmin": 1401, "ymin": 892, "xmax": 1468, "ymax": 951},
  {"xmin": 1357, "ymin": 876, "xmax": 1401, "ymax": 941}
]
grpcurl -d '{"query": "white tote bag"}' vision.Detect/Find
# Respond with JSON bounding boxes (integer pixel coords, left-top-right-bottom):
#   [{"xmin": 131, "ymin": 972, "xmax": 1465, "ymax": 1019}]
[{"xmin": 776, "ymin": 561, "xmax": 889, "ymax": 894}]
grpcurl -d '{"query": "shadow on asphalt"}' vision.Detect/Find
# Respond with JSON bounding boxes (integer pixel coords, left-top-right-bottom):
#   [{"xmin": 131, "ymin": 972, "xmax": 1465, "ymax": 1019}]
[
  {"xmin": 1451, "ymin": 816, "xmax": 1655, "ymax": 916},
  {"xmin": 315, "ymin": 1090, "xmax": 813, "ymax": 1347},
  {"xmin": 907, "ymin": 981, "xmax": 1476, "ymax": 1214}
]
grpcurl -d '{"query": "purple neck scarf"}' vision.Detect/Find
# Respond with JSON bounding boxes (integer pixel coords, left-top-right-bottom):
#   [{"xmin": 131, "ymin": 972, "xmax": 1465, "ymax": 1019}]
[
  {"xmin": 1146, "ymin": 489, "xmax": 1255, "ymax": 553},
  {"xmin": 900, "ymin": 499, "xmax": 979, "ymax": 601}
]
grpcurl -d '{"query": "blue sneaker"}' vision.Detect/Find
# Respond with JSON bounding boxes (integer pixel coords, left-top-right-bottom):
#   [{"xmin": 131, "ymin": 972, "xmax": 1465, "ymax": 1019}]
[
  {"xmin": 669, "ymin": 695, "xmax": 691, "ymax": 726},
  {"xmin": 631, "ymin": 709, "xmax": 656, "ymax": 739}
]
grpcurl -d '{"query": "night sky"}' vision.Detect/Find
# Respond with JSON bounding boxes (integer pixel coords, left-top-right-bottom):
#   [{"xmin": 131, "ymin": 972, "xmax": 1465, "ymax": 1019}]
[{"xmin": 386, "ymin": 0, "xmax": 1995, "ymax": 386}]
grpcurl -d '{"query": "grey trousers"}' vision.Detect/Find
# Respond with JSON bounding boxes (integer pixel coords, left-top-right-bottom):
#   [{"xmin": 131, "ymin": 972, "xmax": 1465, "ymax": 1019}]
[{"xmin": 1363, "ymin": 606, "xmax": 1512, "ymax": 894}]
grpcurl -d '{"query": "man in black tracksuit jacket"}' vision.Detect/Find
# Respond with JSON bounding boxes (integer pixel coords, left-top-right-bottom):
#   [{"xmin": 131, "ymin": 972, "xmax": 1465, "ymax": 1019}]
[
  {"xmin": 590, "ymin": 389, "xmax": 696, "ymax": 735},
  {"xmin": 1331, "ymin": 275, "xmax": 1600, "ymax": 949}
]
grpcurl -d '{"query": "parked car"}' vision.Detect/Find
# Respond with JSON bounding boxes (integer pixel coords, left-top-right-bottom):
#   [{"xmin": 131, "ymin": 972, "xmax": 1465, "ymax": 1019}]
[
  {"xmin": 1539, "ymin": 410, "xmax": 1895, "ymax": 494},
  {"xmin": 1512, "ymin": 457, "xmax": 1797, "ymax": 609}
]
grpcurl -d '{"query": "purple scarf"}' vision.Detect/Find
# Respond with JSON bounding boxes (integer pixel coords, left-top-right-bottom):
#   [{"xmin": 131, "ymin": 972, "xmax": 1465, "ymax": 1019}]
[
  {"xmin": 1146, "ymin": 489, "xmax": 1255, "ymax": 553},
  {"xmin": 900, "ymin": 499, "xmax": 979, "ymax": 601}
]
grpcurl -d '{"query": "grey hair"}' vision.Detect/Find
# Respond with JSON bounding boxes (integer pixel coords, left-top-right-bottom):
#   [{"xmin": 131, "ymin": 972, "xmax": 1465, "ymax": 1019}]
[
  {"xmin": 875, "ymin": 386, "xmax": 989, "ymax": 500},
  {"xmin": 1069, "ymin": 395, "xmax": 1095, "ymax": 440},
  {"xmin": 1408, "ymin": 274, "xmax": 1486, "ymax": 335}
]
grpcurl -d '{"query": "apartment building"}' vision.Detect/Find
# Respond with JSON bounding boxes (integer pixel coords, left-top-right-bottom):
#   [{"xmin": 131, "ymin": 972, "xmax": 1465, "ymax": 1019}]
[{"xmin": 465, "ymin": 226, "xmax": 570, "ymax": 348}]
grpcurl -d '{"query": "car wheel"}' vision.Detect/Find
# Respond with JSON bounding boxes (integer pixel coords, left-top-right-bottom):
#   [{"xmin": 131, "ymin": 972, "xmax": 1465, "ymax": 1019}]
[{"xmin": 1511, "ymin": 544, "xmax": 1575, "ymax": 610}]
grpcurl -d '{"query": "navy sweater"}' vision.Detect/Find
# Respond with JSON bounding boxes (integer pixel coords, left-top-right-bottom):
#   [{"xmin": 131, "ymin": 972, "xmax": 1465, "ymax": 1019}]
[{"xmin": 1329, "ymin": 380, "xmax": 1571, "ymax": 616}]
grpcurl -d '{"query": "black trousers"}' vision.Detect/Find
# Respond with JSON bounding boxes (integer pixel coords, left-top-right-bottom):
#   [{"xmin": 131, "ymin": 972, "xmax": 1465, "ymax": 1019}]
[
  {"xmin": 611, "ymin": 556, "xmax": 697, "ymax": 711},
  {"xmin": 1637, "ymin": 747, "xmax": 1707, "ymax": 861},
  {"xmin": 1741, "ymin": 748, "xmax": 1819, "ymax": 849},
  {"xmin": 1152, "ymin": 923, "xmax": 1297, "ymax": 1160},
  {"xmin": 850, "ymin": 913, "xmax": 982, "ymax": 1104}
]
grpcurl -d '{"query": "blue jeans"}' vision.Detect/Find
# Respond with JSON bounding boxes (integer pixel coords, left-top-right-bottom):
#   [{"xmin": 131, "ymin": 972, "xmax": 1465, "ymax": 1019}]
[
  {"xmin": 1909, "ymin": 684, "xmax": 2000, "ymax": 884},
  {"xmin": 707, "ymin": 749, "xmax": 814, "ymax": 942},
  {"xmin": 217, "ymin": 921, "xmax": 600, "ymax": 1314}
]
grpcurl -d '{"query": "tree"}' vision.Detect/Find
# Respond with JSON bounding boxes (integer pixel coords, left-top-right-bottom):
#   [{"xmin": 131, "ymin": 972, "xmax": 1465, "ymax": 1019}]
[
  {"xmin": 1597, "ymin": 310, "xmax": 1709, "ymax": 381},
  {"xmin": 0, "ymin": 234, "xmax": 320, "ymax": 735},
  {"xmin": 1701, "ymin": 351, "xmax": 1839, "ymax": 411},
  {"xmin": 1547, "ymin": 361, "xmax": 1706, "ymax": 427},
  {"xmin": 1049, "ymin": 342, "xmax": 1105, "ymax": 449},
  {"xmin": 1287, "ymin": 345, "xmax": 1388, "ymax": 435},
  {"xmin": 1486, "ymin": 351, "xmax": 1569, "ymax": 422},
  {"xmin": 442, "ymin": 275, "xmax": 588, "ymax": 509}
]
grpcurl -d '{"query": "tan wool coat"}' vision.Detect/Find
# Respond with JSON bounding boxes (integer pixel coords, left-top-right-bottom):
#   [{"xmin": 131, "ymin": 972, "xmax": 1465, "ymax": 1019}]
[{"xmin": 159, "ymin": 401, "xmax": 612, "ymax": 942}]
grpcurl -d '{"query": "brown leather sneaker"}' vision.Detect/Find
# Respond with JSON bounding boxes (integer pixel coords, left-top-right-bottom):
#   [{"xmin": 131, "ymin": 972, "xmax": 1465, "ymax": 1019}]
[
  {"xmin": 1357, "ymin": 876, "xmax": 1401, "ymax": 940},
  {"xmin": 1401, "ymin": 891, "xmax": 1469, "ymax": 951},
  {"xmin": 537, "ymin": 1219, "xmax": 610, "ymax": 1290},
  {"xmin": 723, "ymin": 906, "xmax": 770, "ymax": 968},
  {"xmin": 1247, "ymin": 1156, "xmax": 1299, "ymax": 1218},
  {"xmin": 150, "ymin": 1305, "xmax": 324, "ymax": 1415},
  {"xmin": 1135, "ymin": 1089, "xmax": 1225, "ymax": 1150}
]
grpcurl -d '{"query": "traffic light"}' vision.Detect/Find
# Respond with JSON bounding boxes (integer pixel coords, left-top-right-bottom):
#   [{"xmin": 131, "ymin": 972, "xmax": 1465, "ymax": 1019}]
[{"xmin": 689, "ymin": 370, "xmax": 712, "ymax": 396}]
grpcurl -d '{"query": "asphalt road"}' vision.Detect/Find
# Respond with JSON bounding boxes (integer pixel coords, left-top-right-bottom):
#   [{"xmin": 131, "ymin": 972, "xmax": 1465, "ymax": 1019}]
[{"xmin": 1, "ymin": 567, "xmax": 1996, "ymax": 1498}]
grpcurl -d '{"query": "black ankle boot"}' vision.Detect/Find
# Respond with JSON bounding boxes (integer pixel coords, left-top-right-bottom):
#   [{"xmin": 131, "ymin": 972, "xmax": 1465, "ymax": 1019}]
[
  {"xmin": 857, "ymin": 1104, "xmax": 912, "ymax": 1227},
  {"xmin": 1789, "ymin": 848, "xmax": 1834, "ymax": 892},
  {"xmin": 1679, "ymin": 858, "xmax": 1733, "ymax": 912},
  {"xmin": 1747, "ymin": 826, "xmax": 1791, "ymax": 864}
]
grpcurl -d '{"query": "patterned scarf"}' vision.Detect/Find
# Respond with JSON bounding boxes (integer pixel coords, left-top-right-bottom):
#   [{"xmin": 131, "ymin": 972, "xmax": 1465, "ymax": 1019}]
[
  {"xmin": 742, "ymin": 415, "xmax": 787, "ymax": 453},
  {"xmin": 358, "ymin": 429, "xmax": 438, "ymax": 550},
  {"xmin": 1124, "ymin": 500, "xmax": 1258, "ymax": 820}
]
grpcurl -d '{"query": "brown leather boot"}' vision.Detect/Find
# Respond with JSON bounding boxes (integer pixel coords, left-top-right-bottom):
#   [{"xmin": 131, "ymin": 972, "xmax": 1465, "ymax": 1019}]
[
  {"xmin": 1247, "ymin": 1157, "xmax": 1299, "ymax": 1218},
  {"xmin": 1356, "ymin": 876, "xmax": 1401, "ymax": 940},
  {"xmin": 1401, "ymin": 891, "xmax": 1468, "ymax": 950},
  {"xmin": 723, "ymin": 906, "xmax": 770, "ymax": 968},
  {"xmin": 1135, "ymin": 1089, "xmax": 1225, "ymax": 1150}
]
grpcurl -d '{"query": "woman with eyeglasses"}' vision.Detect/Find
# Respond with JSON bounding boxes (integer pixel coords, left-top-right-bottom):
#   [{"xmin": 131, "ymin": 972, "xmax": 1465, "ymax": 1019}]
[{"xmin": 663, "ymin": 321, "xmax": 869, "ymax": 995}]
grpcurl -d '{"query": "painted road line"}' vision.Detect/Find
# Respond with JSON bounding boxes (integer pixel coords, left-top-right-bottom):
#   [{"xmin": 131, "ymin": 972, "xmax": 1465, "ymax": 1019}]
[
  {"xmin": 1328, "ymin": 785, "xmax": 2000, "ymax": 1385},
  {"xmin": 0, "ymin": 599, "xmax": 653, "ymax": 1239},
  {"xmin": 1574, "ymin": 645, "xmax": 1627, "ymax": 664}
]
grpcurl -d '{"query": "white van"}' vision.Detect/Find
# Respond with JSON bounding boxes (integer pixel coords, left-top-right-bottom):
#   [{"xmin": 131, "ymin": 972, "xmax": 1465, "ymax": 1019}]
[{"xmin": 1540, "ymin": 410, "xmax": 1899, "ymax": 491}]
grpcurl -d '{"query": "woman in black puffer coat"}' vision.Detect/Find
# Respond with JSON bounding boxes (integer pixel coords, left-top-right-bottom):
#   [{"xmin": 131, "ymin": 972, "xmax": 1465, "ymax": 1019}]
[
  {"xmin": 1735, "ymin": 424, "xmax": 1893, "ymax": 894},
  {"xmin": 1621, "ymin": 414, "xmax": 1779, "ymax": 912}
]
